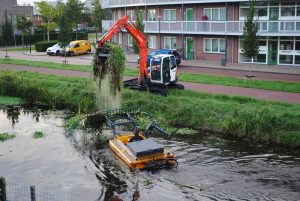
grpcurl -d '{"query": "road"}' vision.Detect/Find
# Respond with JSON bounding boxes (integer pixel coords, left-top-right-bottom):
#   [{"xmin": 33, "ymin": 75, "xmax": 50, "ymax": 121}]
[{"xmin": 2, "ymin": 50, "xmax": 300, "ymax": 83}]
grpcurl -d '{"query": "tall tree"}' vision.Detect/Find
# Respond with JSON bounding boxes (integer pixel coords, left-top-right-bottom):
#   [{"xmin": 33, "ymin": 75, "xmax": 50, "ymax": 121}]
[
  {"xmin": 1, "ymin": 9, "xmax": 14, "ymax": 46},
  {"xmin": 57, "ymin": 0, "xmax": 71, "ymax": 43},
  {"xmin": 35, "ymin": 1, "xmax": 58, "ymax": 42},
  {"xmin": 241, "ymin": 0, "xmax": 259, "ymax": 63},
  {"xmin": 91, "ymin": 0, "xmax": 104, "ymax": 34},
  {"xmin": 16, "ymin": 15, "xmax": 33, "ymax": 47},
  {"xmin": 65, "ymin": 0, "xmax": 85, "ymax": 40},
  {"xmin": 132, "ymin": 10, "xmax": 145, "ymax": 54}
]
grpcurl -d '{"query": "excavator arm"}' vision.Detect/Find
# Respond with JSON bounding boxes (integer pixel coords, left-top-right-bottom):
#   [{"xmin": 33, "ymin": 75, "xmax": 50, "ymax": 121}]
[{"xmin": 97, "ymin": 15, "xmax": 149, "ymax": 83}]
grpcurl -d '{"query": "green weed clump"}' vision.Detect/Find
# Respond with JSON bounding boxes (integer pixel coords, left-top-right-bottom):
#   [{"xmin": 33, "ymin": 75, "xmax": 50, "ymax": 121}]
[
  {"xmin": 0, "ymin": 133, "xmax": 16, "ymax": 141},
  {"xmin": 33, "ymin": 131, "xmax": 44, "ymax": 138},
  {"xmin": 65, "ymin": 114, "xmax": 84, "ymax": 129}
]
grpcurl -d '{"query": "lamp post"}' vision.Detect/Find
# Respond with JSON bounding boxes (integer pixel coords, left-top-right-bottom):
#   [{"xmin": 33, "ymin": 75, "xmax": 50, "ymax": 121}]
[{"xmin": 158, "ymin": 15, "xmax": 162, "ymax": 49}]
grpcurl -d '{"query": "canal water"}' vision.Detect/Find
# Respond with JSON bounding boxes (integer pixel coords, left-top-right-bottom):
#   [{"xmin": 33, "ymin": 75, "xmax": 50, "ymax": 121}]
[{"xmin": 0, "ymin": 106, "xmax": 299, "ymax": 201}]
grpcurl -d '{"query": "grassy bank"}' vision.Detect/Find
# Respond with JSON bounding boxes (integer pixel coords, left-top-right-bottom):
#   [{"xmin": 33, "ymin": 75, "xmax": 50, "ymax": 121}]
[
  {"xmin": 0, "ymin": 96, "xmax": 23, "ymax": 105},
  {"xmin": 0, "ymin": 70, "xmax": 299, "ymax": 146},
  {"xmin": 1, "ymin": 58, "xmax": 300, "ymax": 93}
]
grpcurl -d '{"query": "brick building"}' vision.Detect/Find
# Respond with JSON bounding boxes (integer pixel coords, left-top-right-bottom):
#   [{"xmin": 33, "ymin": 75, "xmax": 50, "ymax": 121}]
[
  {"xmin": 0, "ymin": 0, "xmax": 33, "ymax": 34},
  {"xmin": 102, "ymin": 0, "xmax": 300, "ymax": 66}
]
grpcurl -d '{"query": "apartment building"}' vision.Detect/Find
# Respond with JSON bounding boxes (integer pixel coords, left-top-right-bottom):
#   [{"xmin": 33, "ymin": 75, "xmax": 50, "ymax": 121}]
[
  {"xmin": 0, "ymin": 0, "xmax": 34, "ymax": 34},
  {"xmin": 101, "ymin": 0, "xmax": 300, "ymax": 66}
]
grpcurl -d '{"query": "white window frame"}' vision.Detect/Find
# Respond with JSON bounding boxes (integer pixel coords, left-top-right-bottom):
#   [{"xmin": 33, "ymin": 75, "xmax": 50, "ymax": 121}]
[
  {"xmin": 164, "ymin": 9, "xmax": 176, "ymax": 21},
  {"xmin": 148, "ymin": 9, "xmax": 156, "ymax": 21},
  {"xmin": 148, "ymin": 35, "xmax": 156, "ymax": 49},
  {"xmin": 127, "ymin": 34, "xmax": 133, "ymax": 47},
  {"xmin": 204, "ymin": 7, "xmax": 226, "ymax": 21},
  {"xmin": 203, "ymin": 38, "xmax": 225, "ymax": 54},
  {"xmin": 164, "ymin": 36, "xmax": 176, "ymax": 49},
  {"xmin": 126, "ymin": 10, "xmax": 134, "ymax": 20}
]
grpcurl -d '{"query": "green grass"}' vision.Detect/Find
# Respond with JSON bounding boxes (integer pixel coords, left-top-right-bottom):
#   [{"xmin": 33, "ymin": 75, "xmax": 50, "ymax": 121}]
[
  {"xmin": 33, "ymin": 131, "xmax": 44, "ymax": 138},
  {"xmin": 5, "ymin": 47, "xmax": 35, "ymax": 51},
  {"xmin": 1, "ymin": 58, "xmax": 300, "ymax": 93},
  {"xmin": 179, "ymin": 73, "xmax": 300, "ymax": 93},
  {"xmin": 0, "ymin": 70, "xmax": 299, "ymax": 146},
  {"xmin": 0, "ymin": 133, "xmax": 16, "ymax": 141},
  {"xmin": 0, "ymin": 96, "xmax": 22, "ymax": 105}
]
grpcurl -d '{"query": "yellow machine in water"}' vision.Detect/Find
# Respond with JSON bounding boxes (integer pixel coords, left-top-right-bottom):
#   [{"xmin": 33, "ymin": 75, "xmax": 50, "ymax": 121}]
[{"xmin": 103, "ymin": 109, "xmax": 177, "ymax": 170}]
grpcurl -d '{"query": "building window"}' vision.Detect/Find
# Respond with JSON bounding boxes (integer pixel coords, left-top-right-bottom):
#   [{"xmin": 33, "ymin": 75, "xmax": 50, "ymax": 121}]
[
  {"xmin": 127, "ymin": 10, "xmax": 134, "ymax": 20},
  {"xmin": 164, "ymin": 9, "xmax": 176, "ymax": 21},
  {"xmin": 281, "ymin": 7, "xmax": 295, "ymax": 17},
  {"xmin": 295, "ymin": 56, "xmax": 300, "ymax": 65},
  {"xmin": 204, "ymin": 8, "xmax": 226, "ymax": 21},
  {"xmin": 204, "ymin": 38, "xmax": 225, "ymax": 53},
  {"xmin": 148, "ymin": 35, "xmax": 156, "ymax": 49},
  {"xmin": 148, "ymin": 9, "xmax": 156, "ymax": 21},
  {"xmin": 297, "ymin": 6, "xmax": 300, "ymax": 16},
  {"xmin": 279, "ymin": 55, "xmax": 293, "ymax": 64},
  {"xmin": 164, "ymin": 36, "xmax": 176, "ymax": 49},
  {"xmin": 127, "ymin": 34, "xmax": 132, "ymax": 47}
]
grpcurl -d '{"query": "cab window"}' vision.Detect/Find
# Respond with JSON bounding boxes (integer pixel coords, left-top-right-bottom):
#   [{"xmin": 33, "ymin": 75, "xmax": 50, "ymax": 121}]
[
  {"xmin": 170, "ymin": 56, "xmax": 176, "ymax": 69},
  {"xmin": 74, "ymin": 43, "xmax": 79, "ymax": 48}
]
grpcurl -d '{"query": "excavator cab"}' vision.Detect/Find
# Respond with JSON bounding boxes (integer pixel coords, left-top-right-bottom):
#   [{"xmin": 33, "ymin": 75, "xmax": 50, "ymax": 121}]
[{"xmin": 150, "ymin": 54, "xmax": 177, "ymax": 84}]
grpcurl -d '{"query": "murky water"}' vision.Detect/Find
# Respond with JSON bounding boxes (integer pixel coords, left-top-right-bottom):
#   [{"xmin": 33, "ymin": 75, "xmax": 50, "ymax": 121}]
[{"xmin": 0, "ymin": 106, "xmax": 299, "ymax": 201}]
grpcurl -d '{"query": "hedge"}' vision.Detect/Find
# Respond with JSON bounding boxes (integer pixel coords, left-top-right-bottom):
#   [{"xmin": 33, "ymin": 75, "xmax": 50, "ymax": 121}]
[{"xmin": 35, "ymin": 40, "xmax": 59, "ymax": 52}]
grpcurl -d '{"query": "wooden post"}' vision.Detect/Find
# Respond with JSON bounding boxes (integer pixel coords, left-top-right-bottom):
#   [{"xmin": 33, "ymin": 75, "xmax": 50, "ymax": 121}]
[
  {"xmin": 0, "ymin": 177, "xmax": 7, "ymax": 201},
  {"xmin": 30, "ymin": 186, "xmax": 36, "ymax": 201}
]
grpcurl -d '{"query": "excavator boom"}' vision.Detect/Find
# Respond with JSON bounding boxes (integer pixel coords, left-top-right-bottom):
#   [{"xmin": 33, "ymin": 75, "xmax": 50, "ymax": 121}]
[{"xmin": 97, "ymin": 16, "xmax": 149, "ymax": 82}]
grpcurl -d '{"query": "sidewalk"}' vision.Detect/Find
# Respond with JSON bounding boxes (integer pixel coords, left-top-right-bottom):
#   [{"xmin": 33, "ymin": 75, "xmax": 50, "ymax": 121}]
[{"xmin": 126, "ymin": 54, "xmax": 300, "ymax": 75}]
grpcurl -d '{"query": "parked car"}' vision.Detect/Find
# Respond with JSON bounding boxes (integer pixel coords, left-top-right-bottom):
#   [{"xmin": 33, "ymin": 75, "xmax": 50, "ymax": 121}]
[
  {"xmin": 60, "ymin": 40, "xmax": 91, "ymax": 56},
  {"xmin": 138, "ymin": 49, "xmax": 181, "ymax": 66},
  {"xmin": 46, "ymin": 43, "xmax": 62, "ymax": 55}
]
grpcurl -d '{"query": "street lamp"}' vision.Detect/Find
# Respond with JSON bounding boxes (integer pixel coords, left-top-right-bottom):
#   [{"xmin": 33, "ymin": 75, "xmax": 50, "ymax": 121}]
[{"xmin": 158, "ymin": 15, "xmax": 162, "ymax": 49}]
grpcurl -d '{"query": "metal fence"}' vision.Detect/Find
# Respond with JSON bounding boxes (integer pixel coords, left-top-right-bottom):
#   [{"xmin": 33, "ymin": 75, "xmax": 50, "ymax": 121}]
[{"xmin": 1, "ymin": 178, "xmax": 79, "ymax": 201}]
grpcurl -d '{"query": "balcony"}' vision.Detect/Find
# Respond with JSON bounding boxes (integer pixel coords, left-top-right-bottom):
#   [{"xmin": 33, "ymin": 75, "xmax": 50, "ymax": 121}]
[
  {"xmin": 102, "ymin": 0, "xmax": 249, "ymax": 8},
  {"xmin": 102, "ymin": 20, "xmax": 300, "ymax": 36}
]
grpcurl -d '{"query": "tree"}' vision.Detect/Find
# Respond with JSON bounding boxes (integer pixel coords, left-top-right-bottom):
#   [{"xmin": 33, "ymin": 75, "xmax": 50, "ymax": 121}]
[
  {"xmin": 91, "ymin": 0, "xmax": 104, "ymax": 34},
  {"xmin": 65, "ymin": 0, "xmax": 85, "ymax": 40},
  {"xmin": 57, "ymin": 1, "xmax": 72, "ymax": 43},
  {"xmin": 1, "ymin": 9, "xmax": 14, "ymax": 46},
  {"xmin": 16, "ymin": 15, "xmax": 33, "ymax": 47},
  {"xmin": 35, "ymin": 1, "xmax": 58, "ymax": 42},
  {"xmin": 241, "ymin": 0, "xmax": 259, "ymax": 63},
  {"xmin": 132, "ymin": 10, "xmax": 145, "ymax": 54}
]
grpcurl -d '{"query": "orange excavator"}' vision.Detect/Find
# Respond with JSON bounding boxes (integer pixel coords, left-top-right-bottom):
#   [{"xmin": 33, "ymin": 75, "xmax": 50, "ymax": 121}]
[{"xmin": 96, "ymin": 15, "xmax": 184, "ymax": 96}]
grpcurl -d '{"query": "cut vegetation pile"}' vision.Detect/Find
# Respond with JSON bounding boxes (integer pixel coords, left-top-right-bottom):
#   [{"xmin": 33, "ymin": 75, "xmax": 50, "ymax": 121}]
[
  {"xmin": 0, "ymin": 71, "xmax": 299, "ymax": 146},
  {"xmin": 93, "ymin": 44, "xmax": 125, "ymax": 110}
]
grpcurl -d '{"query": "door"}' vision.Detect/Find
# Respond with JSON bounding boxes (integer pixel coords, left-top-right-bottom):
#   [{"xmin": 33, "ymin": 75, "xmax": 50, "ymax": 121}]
[
  {"xmin": 269, "ymin": 7, "xmax": 279, "ymax": 32},
  {"xmin": 268, "ymin": 41, "xmax": 278, "ymax": 65},
  {"xmin": 186, "ymin": 37, "xmax": 194, "ymax": 60},
  {"xmin": 162, "ymin": 57, "xmax": 171, "ymax": 83},
  {"xmin": 150, "ymin": 57, "xmax": 162, "ymax": 84},
  {"xmin": 186, "ymin": 8, "xmax": 193, "ymax": 31}
]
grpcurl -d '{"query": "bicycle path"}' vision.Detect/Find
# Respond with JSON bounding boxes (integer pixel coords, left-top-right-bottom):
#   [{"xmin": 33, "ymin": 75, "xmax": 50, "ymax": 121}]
[{"xmin": 0, "ymin": 63, "xmax": 299, "ymax": 104}]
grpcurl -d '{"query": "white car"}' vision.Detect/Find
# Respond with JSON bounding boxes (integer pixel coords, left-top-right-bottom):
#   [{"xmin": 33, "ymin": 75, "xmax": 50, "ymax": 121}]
[{"xmin": 46, "ymin": 43, "xmax": 62, "ymax": 55}]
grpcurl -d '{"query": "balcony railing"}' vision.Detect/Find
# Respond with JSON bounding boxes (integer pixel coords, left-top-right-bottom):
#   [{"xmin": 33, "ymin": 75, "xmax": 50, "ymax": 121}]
[
  {"xmin": 102, "ymin": 0, "xmax": 249, "ymax": 8},
  {"xmin": 102, "ymin": 20, "xmax": 300, "ymax": 36}
]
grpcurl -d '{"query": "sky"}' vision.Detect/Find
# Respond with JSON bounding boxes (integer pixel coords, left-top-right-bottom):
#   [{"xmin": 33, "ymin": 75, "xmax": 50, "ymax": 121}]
[
  {"xmin": 17, "ymin": 0, "xmax": 85, "ymax": 6},
  {"xmin": 17, "ymin": 0, "xmax": 42, "ymax": 5}
]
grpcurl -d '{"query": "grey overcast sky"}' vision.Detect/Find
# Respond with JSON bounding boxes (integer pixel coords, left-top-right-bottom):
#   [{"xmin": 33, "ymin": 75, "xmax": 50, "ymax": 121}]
[
  {"xmin": 17, "ymin": 0, "xmax": 85, "ymax": 6},
  {"xmin": 17, "ymin": 0, "xmax": 42, "ymax": 5}
]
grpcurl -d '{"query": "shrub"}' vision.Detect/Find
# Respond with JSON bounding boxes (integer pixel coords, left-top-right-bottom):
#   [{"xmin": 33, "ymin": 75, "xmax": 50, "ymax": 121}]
[
  {"xmin": 33, "ymin": 131, "xmax": 44, "ymax": 138},
  {"xmin": 35, "ymin": 40, "xmax": 59, "ymax": 52}
]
